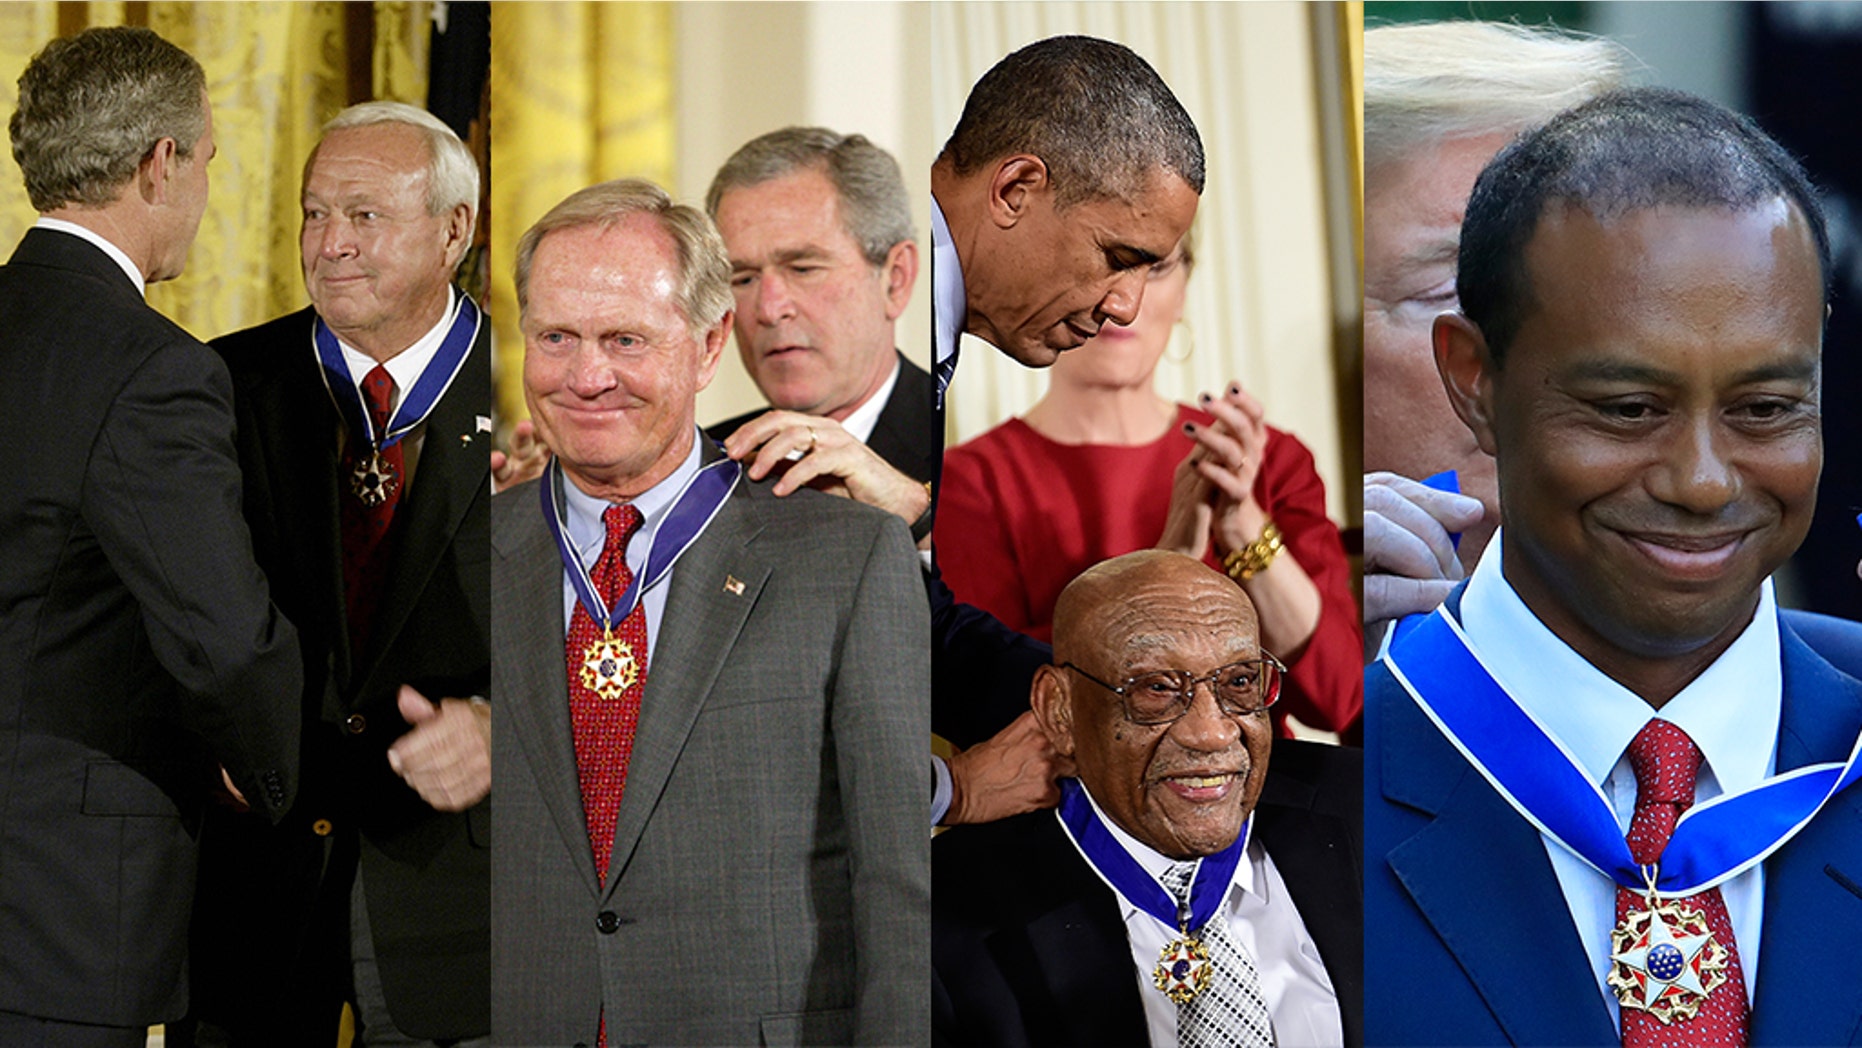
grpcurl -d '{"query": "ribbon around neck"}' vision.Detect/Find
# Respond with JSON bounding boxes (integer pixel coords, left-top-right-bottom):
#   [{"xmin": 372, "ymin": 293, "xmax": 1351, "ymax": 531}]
[{"xmin": 1383, "ymin": 605, "xmax": 1862, "ymax": 895}]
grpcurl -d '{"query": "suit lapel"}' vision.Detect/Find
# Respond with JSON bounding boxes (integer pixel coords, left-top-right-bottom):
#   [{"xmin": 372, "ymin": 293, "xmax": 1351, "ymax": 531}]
[
  {"xmin": 1004, "ymin": 817, "xmax": 1150, "ymax": 1046},
  {"xmin": 1378, "ymin": 658, "xmax": 1618, "ymax": 1045},
  {"xmin": 604, "ymin": 476, "xmax": 767, "ymax": 895},
  {"xmin": 357, "ymin": 322, "xmax": 490, "ymax": 694},
  {"xmin": 494, "ymin": 481, "xmax": 603, "ymax": 897},
  {"xmin": 866, "ymin": 351, "xmax": 937, "ymax": 483},
  {"xmin": 1254, "ymin": 758, "xmax": 1362, "ymax": 1046},
  {"xmin": 1752, "ymin": 625, "xmax": 1862, "ymax": 1045}
]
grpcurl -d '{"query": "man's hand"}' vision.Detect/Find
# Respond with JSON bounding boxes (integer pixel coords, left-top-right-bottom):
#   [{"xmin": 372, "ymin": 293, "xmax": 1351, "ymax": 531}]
[
  {"xmin": 387, "ymin": 685, "xmax": 491, "ymax": 812},
  {"xmin": 491, "ymin": 418, "xmax": 551, "ymax": 493},
  {"xmin": 1363, "ymin": 471, "xmax": 1485, "ymax": 625},
  {"xmin": 943, "ymin": 711, "xmax": 1074, "ymax": 826},
  {"xmin": 722, "ymin": 410, "xmax": 929, "ymax": 525}
]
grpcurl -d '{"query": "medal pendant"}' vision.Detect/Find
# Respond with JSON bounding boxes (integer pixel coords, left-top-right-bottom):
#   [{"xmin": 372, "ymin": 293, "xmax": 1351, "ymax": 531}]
[
  {"xmin": 579, "ymin": 630, "xmax": 638, "ymax": 700},
  {"xmin": 349, "ymin": 449, "xmax": 401, "ymax": 508},
  {"xmin": 1607, "ymin": 894, "xmax": 1731, "ymax": 1024},
  {"xmin": 1152, "ymin": 931, "xmax": 1212, "ymax": 1005}
]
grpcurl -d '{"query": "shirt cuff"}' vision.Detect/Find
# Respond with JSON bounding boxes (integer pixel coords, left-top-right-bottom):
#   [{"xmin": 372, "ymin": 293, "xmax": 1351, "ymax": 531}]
[{"xmin": 931, "ymin": 755, "xmax": 952, "ymax": 827}]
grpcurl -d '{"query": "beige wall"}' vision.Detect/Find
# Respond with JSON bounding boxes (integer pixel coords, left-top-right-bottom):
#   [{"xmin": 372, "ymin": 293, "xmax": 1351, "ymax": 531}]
[{"xmin": 678, "ymin": 1, "xmax": 933, "ymax": 431}]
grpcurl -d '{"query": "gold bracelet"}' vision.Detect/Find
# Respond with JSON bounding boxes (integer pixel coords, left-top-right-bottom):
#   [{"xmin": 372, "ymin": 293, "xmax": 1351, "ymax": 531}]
[{"xmin": 1223, "ymin": 519, "xmax": 1283, "ymax": 582}]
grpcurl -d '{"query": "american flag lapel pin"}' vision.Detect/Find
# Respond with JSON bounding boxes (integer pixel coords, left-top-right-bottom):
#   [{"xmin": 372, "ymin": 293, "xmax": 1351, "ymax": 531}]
[{"xmin": 723, "ymin": 575, "xmax": 745, "ymax": 596}]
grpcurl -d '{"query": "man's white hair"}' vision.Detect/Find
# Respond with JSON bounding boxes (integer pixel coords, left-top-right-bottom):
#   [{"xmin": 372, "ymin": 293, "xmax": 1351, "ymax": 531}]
[{"xmin": 1365, "ymin": 21, "xmax": 1633, "ymax": 171}]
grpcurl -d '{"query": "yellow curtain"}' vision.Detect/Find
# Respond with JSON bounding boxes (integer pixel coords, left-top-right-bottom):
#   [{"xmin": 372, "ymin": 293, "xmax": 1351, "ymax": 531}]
[
  {"xmin": 0, "ymin": 2, "xmax": 429, "ymax": 342},
  {"xmin": 488, "ymin": 0, "xmax": 675, "ymax": 427}
]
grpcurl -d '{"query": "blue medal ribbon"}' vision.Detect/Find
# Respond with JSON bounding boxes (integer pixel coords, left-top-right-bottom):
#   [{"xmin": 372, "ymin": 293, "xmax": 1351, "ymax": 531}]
[
  {"xmin": 1384, "ymin": 606, "xmax": 1862, "ymax": 895},
  {"xmin": 1055, "ymin": 777, "xmax": 1249, "ymax": 933},
  {"xmin": 539, "ymin": 442, "xmax": 740, "ymax": 633},
  {"xmin": 313, "ymin": 293, "xmax": 480, "ymax": 452}
]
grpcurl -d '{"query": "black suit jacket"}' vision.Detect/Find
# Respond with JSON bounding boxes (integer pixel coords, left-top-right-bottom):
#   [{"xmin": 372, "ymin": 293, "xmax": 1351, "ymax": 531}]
[
  {"xmin": 934, "ymin": 739, "xmax": 1363, "ymax": 1047},
  {"xmin": 186, "ymin": 305, "xmax": 490, "ymax": 1041},
  {"xmin": 0, "ymin": 228, "xmax": 300, "ymax": 1026},
  {"xmin": 700, "ymin": 349, "xmax": 938, "ymax": 487},
  {"xmin": 706, "ymin": 349, "xmax": 941, "ymax": 487}
]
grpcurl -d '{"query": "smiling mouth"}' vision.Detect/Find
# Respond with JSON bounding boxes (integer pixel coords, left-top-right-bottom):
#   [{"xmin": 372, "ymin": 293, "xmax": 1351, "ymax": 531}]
[
  {"xmin": 1618, "ymin": 529, "xmax": 1751, "ymax": 579},
  {"xmin": 1153, "ymin": 771, "xmax": 1239, "ymax": 802}
]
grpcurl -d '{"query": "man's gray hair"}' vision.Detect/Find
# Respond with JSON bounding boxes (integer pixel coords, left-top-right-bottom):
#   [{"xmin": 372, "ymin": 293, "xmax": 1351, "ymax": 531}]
[
  {"xmin": 705, "ymin": 126, "xmax": 914, "ymax": 267},
  {"xmin": 938, "ymin": 34, "xmax": 1204, "ymax": 208},
  {"xmin": 311, "ymin": 100, "xmax": 481, "ymax": 239},
  {"xmin": 1365, "ymin": 21, "xmax": 1632, "ymax": 173},
  {"xmin": 515, "ymin": 178, "xmax": 732, "ymax": 337},
  {"xmin": 9, "ymin": 26, "xmax": 207, "ymax": 212}
]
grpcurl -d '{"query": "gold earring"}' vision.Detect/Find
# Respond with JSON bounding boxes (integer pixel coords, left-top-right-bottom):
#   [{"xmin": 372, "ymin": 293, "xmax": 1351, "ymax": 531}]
[{"xmin": 1165, "ymin": 320, "xmax": 1195, "ymax": 364}]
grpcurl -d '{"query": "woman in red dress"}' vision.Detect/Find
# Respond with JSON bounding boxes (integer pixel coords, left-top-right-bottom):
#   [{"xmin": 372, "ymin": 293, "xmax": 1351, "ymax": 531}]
[{"xmin": 935, "ymin": 233, "xmax": 1362, "ymax": 736}]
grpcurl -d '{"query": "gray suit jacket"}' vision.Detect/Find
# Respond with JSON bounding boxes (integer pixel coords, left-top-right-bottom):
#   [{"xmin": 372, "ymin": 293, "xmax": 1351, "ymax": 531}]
[{"xmin": 490, "ymin": 452, "xmax": 929, "ymax": 1046}]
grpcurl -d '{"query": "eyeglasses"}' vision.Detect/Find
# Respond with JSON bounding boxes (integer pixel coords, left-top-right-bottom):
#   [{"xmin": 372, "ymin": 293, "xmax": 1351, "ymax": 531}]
[{"xmin": 1060, "ymin": 655, "xmax": 1286, "ymax": 726}]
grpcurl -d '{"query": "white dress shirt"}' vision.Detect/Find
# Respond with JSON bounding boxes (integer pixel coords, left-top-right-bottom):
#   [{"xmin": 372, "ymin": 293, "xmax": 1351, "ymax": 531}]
[
  {"xmin": 34, "ymin": 217, "xmax": 145, "ymax": 296},
  {"xmin": 1062, "ymin": 784, "xmax": 1343, "ymax": 1047},
  {"xmin": 557, "ymin": 431, "xmax": 705, "ymax": 661},
  {"xmin": 930, "ymin": 196, "xmax": 965, "ymax": 371},
  {"xmin": 329, "ymin": 286, "xmax": 458, "ymax": 490},
  {"xmin": 1458, "ymin": 532, "xmax": 1777, "ymax": 1025},
  {"xmin": 838, "ymin": 356, "xmax": 900, "ymax": 446}
]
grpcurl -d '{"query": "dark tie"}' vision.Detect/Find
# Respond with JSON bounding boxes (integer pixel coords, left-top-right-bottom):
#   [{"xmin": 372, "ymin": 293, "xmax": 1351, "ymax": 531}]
[
  {"xmin": 340, "ymin": 364, "xmax": 403, "ymax": 657},
  {"xmin": 1617, "ymin": 718, "xmax": 1749, "ymax": 1047},
  {"xmin": 933, "ymin": 348, "xmax": 959, "ymax": 411}
]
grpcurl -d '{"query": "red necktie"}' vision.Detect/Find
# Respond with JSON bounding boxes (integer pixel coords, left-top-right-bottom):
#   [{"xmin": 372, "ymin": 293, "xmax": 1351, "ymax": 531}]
[
  {"xmin": 565, "ymin": 504, "xmax": 648, "ymax": 886},
  {"xmin": 340, "ymin": 364, "xmax": 403, "ymax": 657},
  {"xmin": 1617, "ymin": 718, "xmax": 1750, "ymax": 1047}
]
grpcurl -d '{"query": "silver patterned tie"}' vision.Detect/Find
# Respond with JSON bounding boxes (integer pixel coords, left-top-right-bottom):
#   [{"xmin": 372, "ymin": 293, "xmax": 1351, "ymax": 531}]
[{"xmin": 1161, "ymin": 861, "xmax": 1276, "ymax": 1048}]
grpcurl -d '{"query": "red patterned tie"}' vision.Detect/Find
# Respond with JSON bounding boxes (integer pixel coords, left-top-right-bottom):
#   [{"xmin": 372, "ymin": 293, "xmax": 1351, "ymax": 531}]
[
  {"xmin": 565, "ymin": 504, "xmax": 648, "ymax": 886},
  {"xmin": 340, "ymin": 364, "xmax": 403, "ymax": 657},
  {"xmin": 1617, "ymin": 718, "xmax": 1749, "ymax": 1048}
]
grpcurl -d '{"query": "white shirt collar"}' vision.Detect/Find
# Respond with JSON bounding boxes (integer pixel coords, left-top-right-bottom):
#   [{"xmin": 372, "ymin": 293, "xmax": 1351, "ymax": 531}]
[
  {"xmin": 930, "ymin": 196, "xmax": 964, "ymax": 368},
  {"xmin": 334, "ymin": 286, "xmax": 457, "ymax": 409},
  {"xmin": 560, "ymin": 429, "xmax": 705, "ymax": 575},
  {"xmin": 838, "ymin": 355, "xmax": 901, "ymax": 445},
  {"xmin": 34, "ymin": 217, "xmax": 145, "ymax": 296},
  {"xmin": 1070, "ymin": 780, "xmax": 1258, "ymax": 925},
  {"xmin": 1459, "ymin": 529, "xmax": 1781, "ymax": 796}
]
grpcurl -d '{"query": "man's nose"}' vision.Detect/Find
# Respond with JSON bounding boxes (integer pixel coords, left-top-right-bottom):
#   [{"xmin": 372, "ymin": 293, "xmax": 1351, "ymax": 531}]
[{"xmin": 1097, "ymin": 269, "xmax": 1146, "ymax": 327}]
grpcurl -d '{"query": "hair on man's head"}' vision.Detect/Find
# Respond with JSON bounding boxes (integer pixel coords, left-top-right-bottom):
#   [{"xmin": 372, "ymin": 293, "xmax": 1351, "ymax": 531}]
[
  {"xmin": 939, "ymin": 35, "xmax": 1204, "ymax": 208},
  {"xmin": 1458, "ymin": 87, "xmax": 1830, "ymax": 362}
]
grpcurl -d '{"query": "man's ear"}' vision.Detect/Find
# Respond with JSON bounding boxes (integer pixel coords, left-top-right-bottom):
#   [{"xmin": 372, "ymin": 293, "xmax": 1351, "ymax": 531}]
[
  {"xmin": 1029, "ymin": 664, "xmax": 1076, "ymax": 759},
  {"xmin": 880, "ymin": 239, "xmax": 917, "ymax": 321},
  {"xmin": 139, "ymin": 136, "xmax": 181, "ymax": 206},
  {"xmin": 442, "ymin": 202, "xmax": 474, "ymax": 271},
  {"xmin": 695, "ymin": 309, "xmax": 732, "ymax": 392},
  {"xmin": 984, "ymin": 155, "xmax": 1049, "ymax": 232},
  {"xmin": 1434, "ymin": 311, "xmax": 1501, "ymax": 457}
]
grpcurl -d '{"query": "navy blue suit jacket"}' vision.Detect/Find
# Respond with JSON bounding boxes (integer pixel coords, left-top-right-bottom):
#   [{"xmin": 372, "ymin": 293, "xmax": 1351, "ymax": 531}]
[{"xmin": 1365, "ymin": 595, "xmax": 1862, "ymax": 1046}]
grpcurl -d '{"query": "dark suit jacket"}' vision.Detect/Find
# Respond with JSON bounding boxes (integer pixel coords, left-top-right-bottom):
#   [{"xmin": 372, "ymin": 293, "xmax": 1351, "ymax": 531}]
[
  {"xmin": 186, "ymin": 306, "xmax": 490, "ymax": 1041},
  {"xmin": 490, "ymin": 454, "xmax": 929, "ymax": 1046},
  {"xmin": 934, "ymin": 739, "xmax": 1363, "ymax": 1047},
  {"xmin": 1366, "ymin": 594, "xmax": 1862, "ymax": 1046},
  {"xmin": 706, "ymin": 349, "xmax": 941, "ymax": 488},
  {"xmin": 0, "ymin": 228, "xmax": 300, "ymax": 1026}
]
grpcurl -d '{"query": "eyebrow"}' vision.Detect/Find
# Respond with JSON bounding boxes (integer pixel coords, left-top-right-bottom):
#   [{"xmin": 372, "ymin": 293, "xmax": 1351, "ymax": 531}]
[
  {"xmin": 1559, "ymin": 356, "xmax": 1819, "ymax": 385},
  {"xmin": 1108, "ymin": 243, "xmax": 1163, "ymax": 268},
  {"xmin": 732, "ymin": 245, "xmax": 832, "ymax": 270}
]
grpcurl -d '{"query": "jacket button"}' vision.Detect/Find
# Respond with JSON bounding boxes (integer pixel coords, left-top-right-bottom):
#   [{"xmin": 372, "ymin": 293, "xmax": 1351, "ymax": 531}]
[
  {"xmin": 312, "ymin": 818, "xmax": 333, "ymax": 836},
  {"xmin": 596, "ymin": 911, "xmax": 620, "ymax": 933},
  {"xmin": 345, "ymin": 714, "xmax": 367, "ymax": 734}
]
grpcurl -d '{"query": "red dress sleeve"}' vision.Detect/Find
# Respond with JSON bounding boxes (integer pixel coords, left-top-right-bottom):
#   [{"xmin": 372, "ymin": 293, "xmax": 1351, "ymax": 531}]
[
  {"xmin": 932, "ymin": 429, "xmax": 1040, "ymax": 638},
  {"xmin": 1254, "ymin": 427, "xmax": 1364, "ymax": 736}
]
